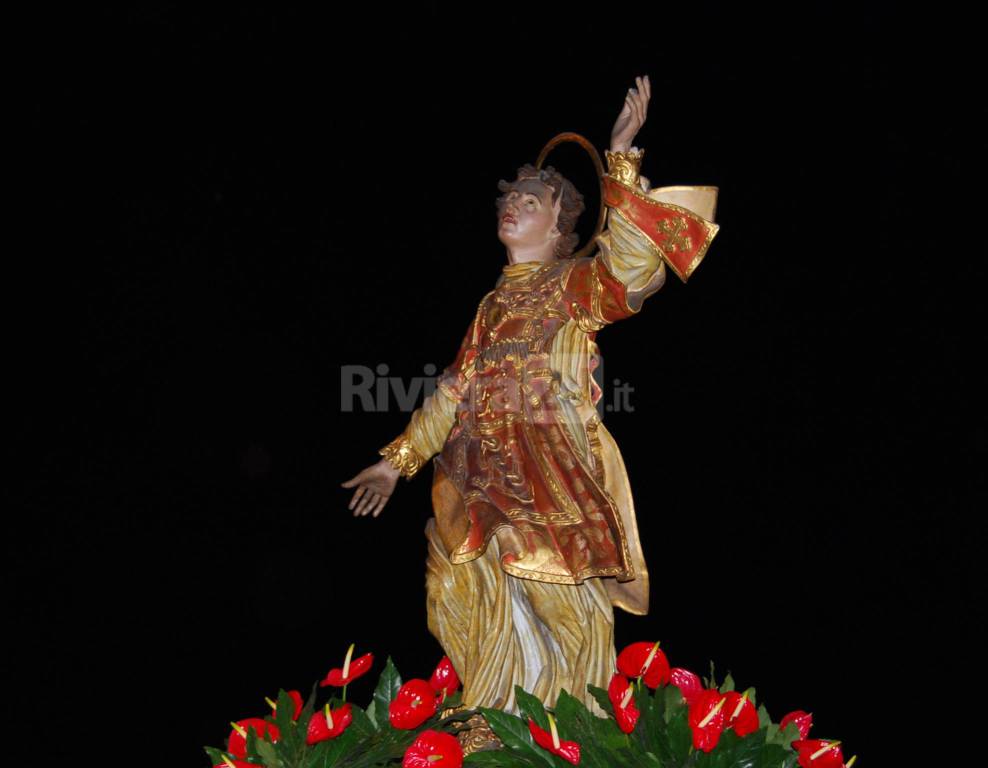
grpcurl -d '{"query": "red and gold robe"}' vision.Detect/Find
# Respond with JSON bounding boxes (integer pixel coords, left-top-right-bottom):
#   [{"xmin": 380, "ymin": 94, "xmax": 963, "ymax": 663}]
[{"xmin": 380, "ymin": 152, "xmax": 719, "ymax": 618}]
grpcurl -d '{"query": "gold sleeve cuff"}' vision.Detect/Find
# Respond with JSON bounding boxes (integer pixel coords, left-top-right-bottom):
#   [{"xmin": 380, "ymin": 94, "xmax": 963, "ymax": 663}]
[
  {"xmin": 605, "ymin": 148, "xmax": 644, "ymax": 187},
  {"xmin": 379, "ymin": 433, "xmax": 425, "ymax": 480}
]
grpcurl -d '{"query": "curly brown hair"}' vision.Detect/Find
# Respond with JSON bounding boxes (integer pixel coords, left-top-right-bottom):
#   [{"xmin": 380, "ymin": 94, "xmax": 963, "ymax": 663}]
[{"xmin": 496, "ymin": 164, "xmax": 585, "ymax": 259}]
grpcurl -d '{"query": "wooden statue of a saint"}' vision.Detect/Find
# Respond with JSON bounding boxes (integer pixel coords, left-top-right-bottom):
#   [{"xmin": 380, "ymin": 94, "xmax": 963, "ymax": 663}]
[{"xmin": 342, "ymin": 75, "xmax": 719, "ymax": 723}]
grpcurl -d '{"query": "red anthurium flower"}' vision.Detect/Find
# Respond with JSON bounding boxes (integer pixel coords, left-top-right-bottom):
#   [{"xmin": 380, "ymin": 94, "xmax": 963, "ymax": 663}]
[
  {"xmin": 402, "ymin": 729, "xmax": 464, "ymax": 768},
  {"xmin": 687, "ymin": 689, "xmax": 727, "ymax": 753},
  {"xmin": 227, "ymin": 718, "xmax": 280, "ymax": 759},
  {"xmin": 429, "ymin": 656, "xmax": 460, "ymax": 698},
  {"xmin": 792, "ymin": 739, "xmax": 844, "ymax": 768},
  {"xmin": 389, "ymin": 679, "xmax": 439, "ymax": 729},
  {"xmin": 307, "ymin": 703, "xmax": 353, "ymax": 744},
  {"xmin": 607, "ymin": 673, "xmax": 640, "ymax": 734},
  {"xmin": 723, "ymin": 689, "xmax": 759, "ymax": 737},
  {"xmin": 529, "ymin": 715, "xmax": 580, "ymax": 765},
  {"xmin": 670, "ymin": 667, "xmax": 703, "ymax": 706},
  {"xmin": 266, "ymin": 690, "xmax": 304, "ymax": 721},
  {"xmin": 320, "ymin": 644, "xmax": 374, "ymax": 687},
  {"xmin": 781, "ymin": 710, "xmax": 813, "ymax": 740},
  {"xmin": 616, "ymin": 641, "xmax": 670, "ymax": 688}
]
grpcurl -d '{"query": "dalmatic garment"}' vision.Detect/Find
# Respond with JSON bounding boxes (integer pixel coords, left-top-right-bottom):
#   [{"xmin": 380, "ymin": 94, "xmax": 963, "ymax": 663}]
[{"xmin": 380, "ymin": 150, "xmax": 718, "ymax": 715}]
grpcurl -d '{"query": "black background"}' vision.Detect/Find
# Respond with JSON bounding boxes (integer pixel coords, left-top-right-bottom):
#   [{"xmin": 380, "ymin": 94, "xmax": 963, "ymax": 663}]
[{"xmin": 14, "ymin": 3, "xmax": 983, "ymax": 766}]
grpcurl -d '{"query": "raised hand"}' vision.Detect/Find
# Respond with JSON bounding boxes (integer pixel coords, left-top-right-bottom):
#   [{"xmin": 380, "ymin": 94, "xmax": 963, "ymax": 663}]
[
  {"xmin": 610, "ymin": 75, "xmax": 651, "ymax": 154},
  {"xmin": 341, "ymin": 458, "xmax": 401, "ymax": 518}
]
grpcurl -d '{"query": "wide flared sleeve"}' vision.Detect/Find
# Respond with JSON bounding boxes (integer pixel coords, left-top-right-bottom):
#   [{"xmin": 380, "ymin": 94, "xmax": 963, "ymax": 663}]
[
  {"xmin": 378, "ymin": 307, "xmax": 481, "ymax": 480},
  {"xmin": 562, "ymin": 149, "xmax": 667, "ymax": 329}
]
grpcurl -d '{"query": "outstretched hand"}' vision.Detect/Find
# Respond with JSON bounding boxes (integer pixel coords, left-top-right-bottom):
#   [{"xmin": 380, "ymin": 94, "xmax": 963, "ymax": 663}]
[
  {"xmin": 610, "ymin": 74, "xmax": 651, "ymax": 153},
  {"xmin": 342, "ymin": 458, "xmax": 400, "ymax": 517}
]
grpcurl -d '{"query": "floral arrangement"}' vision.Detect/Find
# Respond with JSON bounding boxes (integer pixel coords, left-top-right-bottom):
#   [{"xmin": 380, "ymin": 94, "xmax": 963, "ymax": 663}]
[{"xmin": 204, "ymin": 641, "xmax": 856, "ymax": 768}]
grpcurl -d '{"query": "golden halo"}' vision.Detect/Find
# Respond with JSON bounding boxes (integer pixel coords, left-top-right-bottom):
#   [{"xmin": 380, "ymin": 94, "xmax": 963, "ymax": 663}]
[{"xmin": 535, "ymin": 132, "xmax": 605, "ymax": 260}]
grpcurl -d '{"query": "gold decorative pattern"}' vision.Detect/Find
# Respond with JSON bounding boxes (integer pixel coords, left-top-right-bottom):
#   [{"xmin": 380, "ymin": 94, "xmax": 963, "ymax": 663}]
[
  {"xmin": 585, "ymin": 414, "xmax": 607, "ymax": 488},
  {"xmin": 656, "ymin": 216, "xmax": 693, "ymax": 254},
  {"xmin": 455, "ymin": 712, "xmax": 503, "ymax": 755},
  {"xmin": 378, "ymin": 433, "xmax": 425, "ymax": 480},
  {"xmin": 605, "ymin": 148, "xmax": 644, "ymax": 187}
]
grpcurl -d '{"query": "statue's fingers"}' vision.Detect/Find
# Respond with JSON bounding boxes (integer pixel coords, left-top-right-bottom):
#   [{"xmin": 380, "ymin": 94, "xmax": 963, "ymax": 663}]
[
  {"xmin": 630, "ymin": 88, "xmax": 644, "ymax": 122},
  {"xmin": 624, "ymin": 93, "xmax": 636, "ymax": 124},
  {"xmin": 371, "ymin": 496, "xmax": 388, "ymax": 517},
  {"xmin": 348, "ymin": 486, "xmax": 367, "ymax": 510},
  {"xmin": 359, "ymin": 493, "xmax": 381, "ymax": 517},
  {"xmin": 367, "ymin": 493, "xmax": 383, "ymax": 515},
  {"xmin": 354, "ymin": 490, "xmax": 375, "ymax": 516},
  {"xmin": 642, "ymin": 74, "xmax": 651, "ymax": 101},
  {"xmin": 629, "ymin": 91, "xmax": 644, "ymax": 127}
]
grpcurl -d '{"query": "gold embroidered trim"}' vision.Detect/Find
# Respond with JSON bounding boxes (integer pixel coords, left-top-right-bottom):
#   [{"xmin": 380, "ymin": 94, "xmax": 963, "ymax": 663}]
[
  {"xmin": 379, "ymin": 433, "xmax": 425, "ymax": 480},
  {"xmin": 585, "ymin": 414, "xmax": 606, "ymax": 488},
  {"xmin": 605, "ymin": 148, "xmax": 644, "ymax": 187}
]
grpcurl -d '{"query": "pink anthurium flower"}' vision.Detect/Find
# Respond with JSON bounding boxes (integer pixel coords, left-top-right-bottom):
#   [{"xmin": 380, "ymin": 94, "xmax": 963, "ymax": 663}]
[
  {"xmin": 670, "ymin": 667, "xmax": 703, "ymax": 706},
  {"xmin": 616, "ymin": 641, "xmax": 670, "ymax": 688},
  {"xmin": 389, "ymin": 679, "xmax": 439, "ymax": 729},
  {"xmin": 429, "ymin": 656, "xmax": 460, "ymax": 699},
  {"xmin": 307, "ymin": 703, "xmax": 353, "ymax": 744},
  {"xmin": 607, "ymin": 673, "xmax": 640, "ymax": 734},
  {"xmin": 528, "ymin": 714, "xmax": 580, "ymax": 765},
  {"xmin": 723, "ymin": 689, "xmax": 759, "ymax": 737},
  {"xmin": 687, "ymin": 689, "xmax": 727, "ymax": 753},
  {"xmin": 781, "ymin": 710, "xmax": 813, "ymax": 740},
  {"xmin": 227, "ymin": 718, "xmax": 279, "ymax": 759},
  {"xmin": 265, "ymin": 690, "xmax": 304, "ymax": 721},
  {"xmin": 320, "ymin": 644, "xmax": 374, "ymax": 687},
  {"xmin": 402, "ymin": 729, "xmax": 464, "ymax": 768},
  {"xmin": 792, "ymin": 739, "xmax": 844, "ymax": 768}
]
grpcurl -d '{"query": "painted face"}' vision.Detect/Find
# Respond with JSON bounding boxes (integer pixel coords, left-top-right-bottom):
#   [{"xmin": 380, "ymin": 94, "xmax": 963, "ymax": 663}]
[{"xmin": 496, "ymin": 178, "xmax": 561, "ymax": 252}]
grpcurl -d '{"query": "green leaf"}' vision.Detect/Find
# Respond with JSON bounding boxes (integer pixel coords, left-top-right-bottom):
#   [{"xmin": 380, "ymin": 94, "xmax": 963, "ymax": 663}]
[
  {"xmin": 514, "ymin": 686, "xmax": 548, "ymax": 730},
  {"xmin": 665, "ymin": 703, "xmax": 692, "ymax": 762},
  {"xmin": 371, "ymin": 656, "xmax": 402, "ymax": 730},
  {"xmin": 729, "ymin": 728, "xmax": 767, "ymax": 768},
  {"xmin": 637, "ymin": 688, "xmax": 672, "ymax": 763},
  {"xmin": 203, "ymin": 746, "xmax": 228, "ymax": 765},
  {"xmin": 464, "ymin": 750, "xmax": 538, "ymax": 767},
  {"xmin": 441, "ymin": 691, "xmax": 464, "ymax": 711},
  {"xmin": 662, "ymin": 683, "xmax": 685, "ymax": 724},
  {"xmin": 753, "ymin": 743, "xmax": 797, "ymax": 768},
  {"xmin": 255, "ymin": 738, "xmax": 282, "ymax": 768},
  {"xmin": 587, "ymin": 684, "xmax": 614, "ymax": 719},
  {"xmin": 642, "ymin": 751, "xmax": 663, "ymax": 768},
  {"xmin": 274, "ymin": 689, "xmax": 295, "ymax": 733},
  {"xmin": 349, "ymin": 703, "xmax": 377, "ymax": 736},
  {"xmin": 553, "ymin": 689, "xmax": 612, "ymax": 768},
  {"xmin": 712, "ymin": 731, "xmax": 741, "ymax": 768},
  {"xmin": 245, "ymin": 727, "xmax": 263, "ymax": 761},
  {"xmin": 480, "ymin": 707, "xmax": 551, "ymax": 766},
  {"xmin": 778, "ymin": 722, "xmax": 802, "ymax": 750},
  {"xmin": 552, "ymin": 689, "xmax": 589, "ymax": 735},
  {"xmin": 311, "ymin": 726, "xmax": 359, "ymax": 768},
  {"xmin": 719, "ymin": 673, "xmax": 735, "ymax": 693}
]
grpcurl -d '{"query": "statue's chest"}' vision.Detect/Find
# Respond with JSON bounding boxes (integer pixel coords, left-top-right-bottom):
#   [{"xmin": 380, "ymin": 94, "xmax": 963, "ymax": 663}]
[{"xmin": 478, "ymin": 268, "xmax": 572, "ymax": 349}]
